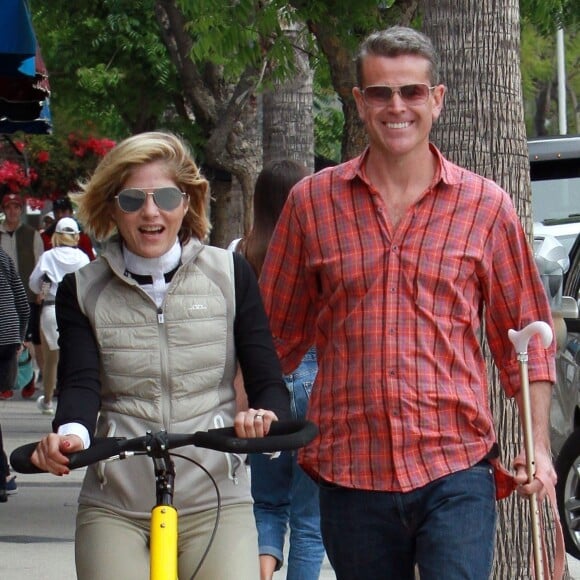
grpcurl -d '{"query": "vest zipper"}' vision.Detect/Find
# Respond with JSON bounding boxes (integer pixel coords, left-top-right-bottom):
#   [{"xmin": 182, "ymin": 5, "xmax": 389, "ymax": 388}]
[{"xmin": 158, "ymin": 305, "xmax": 170, "ymax": 428}]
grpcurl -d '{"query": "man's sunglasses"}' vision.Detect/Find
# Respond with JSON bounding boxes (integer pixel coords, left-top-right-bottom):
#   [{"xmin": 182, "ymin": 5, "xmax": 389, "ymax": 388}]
[
  {"xmin": 361, "ymin": 83, "xmax": 436, "ymax": 107},
  {"xmin": 114, "ymin": 187, "xmax": 187, "ymax": 213}
]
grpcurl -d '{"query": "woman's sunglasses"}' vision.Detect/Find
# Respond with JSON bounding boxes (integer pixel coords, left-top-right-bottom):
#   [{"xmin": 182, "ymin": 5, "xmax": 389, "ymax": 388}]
[
  {"xmin": 114, "ymin": 187, "xmax": 187, "ymax": 213},
  {"xmin": 362, "ymin": 83, "xmax": 435, "ymax": 107}
]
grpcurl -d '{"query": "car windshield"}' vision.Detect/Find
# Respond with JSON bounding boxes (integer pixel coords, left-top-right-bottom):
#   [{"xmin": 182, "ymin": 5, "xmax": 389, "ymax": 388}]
[
  {"xmin": 532, "ymin": 175, "xmax": 580, "ymax": 253},
  {"xmin": 532, "ymin": 176, "xmax": 580, "ymax": 223}
]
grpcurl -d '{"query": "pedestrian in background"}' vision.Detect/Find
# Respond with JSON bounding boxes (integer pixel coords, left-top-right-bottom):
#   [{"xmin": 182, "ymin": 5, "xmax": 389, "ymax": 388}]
[
  {"xmin": 29, "ymin": 217, "xmax": 90, "ymax": 415},
  {"xmin": 41, "ymin": 196, "xmax": 96, "ymax": 261},
  {"xmin": 231, "ymin": 159, "xmax": 326, "ymax": 580},
  {"xmin": 0, "ymin": 246, "xmax": 30, "ymax": 500},
  {"xmin": 0, "ymin": 193, "xmax": 43, "ymax": 397},
  {"xmin": 41, "ymin": 211, "xmax": 55, "ymax": 233},
  {"xmin": 259, "ymin": 26, "xmax": 556, "ymax": 579}
]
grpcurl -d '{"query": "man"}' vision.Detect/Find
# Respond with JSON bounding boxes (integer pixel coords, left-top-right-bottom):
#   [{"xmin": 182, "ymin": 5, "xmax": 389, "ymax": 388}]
[
  {"xmin": 41, "ymin": 196, "xmax": 95, "ymax": 260},
  {"xmin": 259, "ymin": 26, "xmax": 556, "ymax": 579},
  {"xmin": 0, "ymin": 192, "xmax": 44, "ymax": 397}
]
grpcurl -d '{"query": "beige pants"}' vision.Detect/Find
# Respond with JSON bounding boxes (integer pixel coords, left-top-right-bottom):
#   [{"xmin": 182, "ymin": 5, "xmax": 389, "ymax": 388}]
[{"xmin": 75, "ymin": 503, "xmax": 259, "ymax": 580}]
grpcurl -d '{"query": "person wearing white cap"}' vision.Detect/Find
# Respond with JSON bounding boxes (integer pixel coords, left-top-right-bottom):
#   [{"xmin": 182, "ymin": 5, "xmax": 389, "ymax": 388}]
[{"xmin": 29, "ymin": 217, "xmax": 90, "ymax": 414}]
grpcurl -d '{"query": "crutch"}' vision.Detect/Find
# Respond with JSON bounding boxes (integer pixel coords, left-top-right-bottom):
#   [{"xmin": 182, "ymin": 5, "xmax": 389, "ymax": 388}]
[{"xmin": 508, "ymin": 321, "xmax": 553, "ymax": 580}]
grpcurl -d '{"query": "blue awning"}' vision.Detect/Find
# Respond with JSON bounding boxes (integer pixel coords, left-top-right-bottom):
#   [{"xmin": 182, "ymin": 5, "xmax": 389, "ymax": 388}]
[
  {"xmin": 0, "ymin": 0, "xmax": 52, "ymax": 134},
  {"xmin": 0, "ymin": 0, "xmax": 36, "ymax": 76}
]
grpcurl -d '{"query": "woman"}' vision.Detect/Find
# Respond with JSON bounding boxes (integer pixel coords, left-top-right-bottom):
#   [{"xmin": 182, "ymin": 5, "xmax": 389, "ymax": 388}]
[
  {"xmin": 29, "ymin": 217, "xmax": 90, "ymax": 414},
  {"xmin": 30, "ymin": 131, "xmax": 290, "ymax": 580},
  {"xmin": 232, "ymin": 160, "xmax": 325, "ymax": 580}
]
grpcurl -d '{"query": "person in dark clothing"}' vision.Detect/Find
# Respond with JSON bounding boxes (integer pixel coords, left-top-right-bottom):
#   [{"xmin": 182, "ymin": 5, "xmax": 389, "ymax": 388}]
[
  {"xmin": 41, "ymin": 196, "xmax": 96, "ymax": 261},
  {"xmin": 0, "ymin": 246, "xmax": 30, "ymax": 501}
]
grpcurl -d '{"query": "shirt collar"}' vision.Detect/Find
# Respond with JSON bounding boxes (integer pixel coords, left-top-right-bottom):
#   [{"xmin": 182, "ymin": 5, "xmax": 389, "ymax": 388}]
[
  {"xmin": 341, "ymin": 143, "xmax": 464, "ymax": 190},
  {"xmin": 123, "ymin": 239, "xmax": 181, "ymax": 277},
  {"xmin": 429, "ymin": 144, "xmax": 464, "ymax": 187}
]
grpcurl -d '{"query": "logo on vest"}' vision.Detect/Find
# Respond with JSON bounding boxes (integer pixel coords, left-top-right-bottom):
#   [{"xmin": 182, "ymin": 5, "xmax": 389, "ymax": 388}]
[{"xmin": 189, "ymin": 304, "xmax": 208, "ymax": 311}]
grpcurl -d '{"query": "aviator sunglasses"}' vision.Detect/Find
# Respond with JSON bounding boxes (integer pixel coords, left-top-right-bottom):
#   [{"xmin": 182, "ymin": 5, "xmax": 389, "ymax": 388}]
[
  {"xmin": 362, "ymin": 83, "xmax": 436, "ymax": 107},
  {"xmin": 115, "ymin": 187, "xmax": 187, "ymax": 213}
]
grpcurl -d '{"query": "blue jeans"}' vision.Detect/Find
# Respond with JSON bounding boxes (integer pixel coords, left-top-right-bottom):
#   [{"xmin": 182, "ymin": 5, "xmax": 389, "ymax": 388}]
[
  {"xmin": 319, "ymin": 461, "xmax": 496, "ymax": 580},
  {"xmin": 251, "ymin": 347, "xmax": 325, "ymax": 579}
]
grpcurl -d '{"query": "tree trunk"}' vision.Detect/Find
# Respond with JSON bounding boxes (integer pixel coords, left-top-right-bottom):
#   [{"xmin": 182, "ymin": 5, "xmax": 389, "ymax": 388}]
[
  {"xmin": 263, "ymin": 22, "xmax": 315, "ymax": 172},
  {"xmin": 154, "ymin": 0, "xmax": 261, "ymax": 247},
  {"xmin": 567, "ymin": 81, "xmax": 579, "ymax": 134},
  {"xmin": 421, "ymin": 1, "xmax": 560, "ymax": 577},
  {"xmin": 535, "ymin": 84, "xmax": 551, "ymax": 136},
  {"xmin": 307, "ymin": 18, "xmax": 367, "ymax": 162}
]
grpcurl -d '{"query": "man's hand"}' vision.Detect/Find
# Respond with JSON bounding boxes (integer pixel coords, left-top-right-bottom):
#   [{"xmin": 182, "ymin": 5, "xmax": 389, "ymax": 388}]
[
  {"xmin": 513, "ymin": 380, "xmax": 556, "ymax": 500},
  {"xmin": 513, "ymin": 446, "xmax": 557, "ymax": 501}
]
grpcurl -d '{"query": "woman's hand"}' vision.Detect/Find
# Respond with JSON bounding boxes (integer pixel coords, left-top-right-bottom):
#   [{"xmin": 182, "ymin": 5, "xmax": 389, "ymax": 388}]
[
  {"xmin": 234, "ymin": 408, "xmax": 278, "ymax": 438},
  {"xmin": 31, "ymin": 433, "xmax": 84, "ymax": 476}
]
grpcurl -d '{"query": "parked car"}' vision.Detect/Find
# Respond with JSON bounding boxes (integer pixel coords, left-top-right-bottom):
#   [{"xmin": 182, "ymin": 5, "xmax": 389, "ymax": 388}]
[
  {"xmin": 530, "ymin": 135, "xmax": 580, "ymax": 558},
  {"xmin": 531, "ymin": 134, "xmax": 580, "ymax": 252}
]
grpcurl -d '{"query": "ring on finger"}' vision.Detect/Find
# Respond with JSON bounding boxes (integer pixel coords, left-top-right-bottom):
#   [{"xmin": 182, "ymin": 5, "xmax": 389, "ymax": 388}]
[{"xmin": 255, "ymin": 414, "xmax": 264, "ymax": 420}]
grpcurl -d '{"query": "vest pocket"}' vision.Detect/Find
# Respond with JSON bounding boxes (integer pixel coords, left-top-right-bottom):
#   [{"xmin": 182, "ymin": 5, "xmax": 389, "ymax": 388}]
[
  {"xmin": 96, "ymin": 420, "xmax": 117, "ymax": 487},
  {"xmin": 213, "ymin": 414, "xmax": 244, "ymax": 485}
]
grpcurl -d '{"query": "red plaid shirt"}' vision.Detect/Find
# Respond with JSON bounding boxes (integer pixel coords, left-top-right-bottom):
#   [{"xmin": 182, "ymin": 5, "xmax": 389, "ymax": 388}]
[{"xmin": 260, "ymin": 146, "xmax": 556, "ymax": 492}]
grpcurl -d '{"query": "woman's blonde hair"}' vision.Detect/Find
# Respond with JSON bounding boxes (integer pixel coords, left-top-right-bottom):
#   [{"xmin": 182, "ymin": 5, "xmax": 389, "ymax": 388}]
[
  {"xmin": 51, "ymin": 232, "xmax": 80, "ymax": 248},
  {"xmin": 72, "ymin": 131, "xmax": 210, "ymax": 244}
]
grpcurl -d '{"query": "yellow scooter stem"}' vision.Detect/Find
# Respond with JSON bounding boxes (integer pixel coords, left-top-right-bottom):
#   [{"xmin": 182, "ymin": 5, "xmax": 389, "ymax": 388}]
[{"xmin": 150, "ymin": 505, "xmax": 178, "ymax": 580}]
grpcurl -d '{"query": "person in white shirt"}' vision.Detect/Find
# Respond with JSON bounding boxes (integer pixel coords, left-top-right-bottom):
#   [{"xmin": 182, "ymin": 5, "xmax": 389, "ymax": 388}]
[{"xmin": 29, "ymin": 217, "xmax": 90, "ymax": 414}]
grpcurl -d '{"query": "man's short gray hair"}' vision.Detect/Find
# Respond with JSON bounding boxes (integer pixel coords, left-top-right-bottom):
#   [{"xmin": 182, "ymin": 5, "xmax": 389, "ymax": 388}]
[{"xmin": 356, "ymin": 26, "xmax": 440, "ymax": 87}]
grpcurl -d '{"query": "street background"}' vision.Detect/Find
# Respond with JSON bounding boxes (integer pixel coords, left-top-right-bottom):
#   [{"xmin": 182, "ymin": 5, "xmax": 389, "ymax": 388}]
[{"xmin": 1, "ymin": 396, "xmax": 579, "ymax": 579}]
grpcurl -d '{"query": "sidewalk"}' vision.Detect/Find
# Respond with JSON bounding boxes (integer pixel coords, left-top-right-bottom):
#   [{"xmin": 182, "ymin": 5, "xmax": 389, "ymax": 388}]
[{"xmin": 0, "ymin": 396, "xmax": 336, "ymax": 579}]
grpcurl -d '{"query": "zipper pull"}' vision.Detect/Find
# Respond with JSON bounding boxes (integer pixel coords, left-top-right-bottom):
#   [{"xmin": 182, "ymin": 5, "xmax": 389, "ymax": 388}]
[{"xmin": 157, "ymin": 308, "xmax": 164, "ymax": 324}]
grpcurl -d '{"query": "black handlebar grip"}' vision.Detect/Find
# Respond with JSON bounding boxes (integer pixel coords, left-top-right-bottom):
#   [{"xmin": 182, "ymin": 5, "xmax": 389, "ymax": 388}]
[
  {"xmin": 67, "ymin": 437, "xmax": 127, "ymax": 469},
  {"xmin": 10, "ymin": 438, "xmax": 129, "ymax": 473},
  {"xmin": 10, "ymin": 442, "xmax": 45, "ymax": 474},
  {"xmin": 192, "ymin": 420, "xmax": 318, "ymax": 454}
]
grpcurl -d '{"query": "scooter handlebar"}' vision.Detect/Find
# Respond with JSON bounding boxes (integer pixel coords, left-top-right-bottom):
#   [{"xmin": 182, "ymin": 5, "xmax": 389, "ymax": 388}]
[{"xmin": 10, "ymin": 420, "xmax": 319, "ymax": 474}]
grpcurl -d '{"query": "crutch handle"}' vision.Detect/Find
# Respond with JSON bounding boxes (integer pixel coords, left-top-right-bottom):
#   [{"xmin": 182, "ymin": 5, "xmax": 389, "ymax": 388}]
[{"xmin": 508, "ymin": 321, "xmax": 553, "ymax": 354}]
